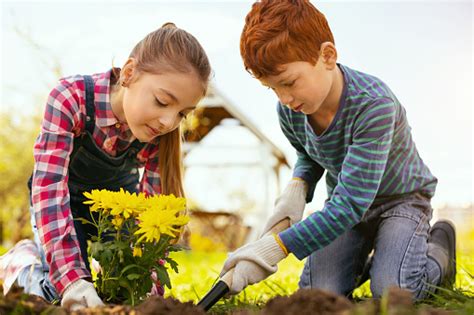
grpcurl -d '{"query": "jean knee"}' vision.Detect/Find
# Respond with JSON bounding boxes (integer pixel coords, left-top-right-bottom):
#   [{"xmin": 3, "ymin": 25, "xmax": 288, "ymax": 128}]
[{"xmin": 370, "ymin": 267, "xmax": 400, "ymax": 298}]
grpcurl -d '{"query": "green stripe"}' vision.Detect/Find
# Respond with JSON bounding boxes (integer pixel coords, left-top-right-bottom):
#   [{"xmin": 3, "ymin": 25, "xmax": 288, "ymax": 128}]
[
  {"xmin": 341, "ymin": 169, "xmax": 381, "ymax": 184},
  {"xmin": 354, "ymin": 145, "xmax": 391, "ymax": 155},
  {"xmin": 318, "ymin": 213, "xmax": 339, "ymax": 239},
  {"xmin": 361, "ymin": 121, "xmax": 394, "ymax": 134},
  {"xmin": 292, "ymin": 225, "xmax": 313, "ymax": 252},
  {"xmin": 344, "ymin": 160, "xmax": 385, "ymax": 174},
  {"xmin": 301, "ymin": 220, "xmax": 324, "ymax": 248},
  {"xmin": 327, "ymin": 201, "xmax": 356, "ymax": 229},
  {"xmin": 308, "ymin": 215, "xmax": 331, "ymax": 244},
  {"xmin": 325, "ymin": 206, "xmax": 348, "ymax": 231},
  {"xmin": 348, "ymin": 152, "xmax": 388, "ymax": 165}
]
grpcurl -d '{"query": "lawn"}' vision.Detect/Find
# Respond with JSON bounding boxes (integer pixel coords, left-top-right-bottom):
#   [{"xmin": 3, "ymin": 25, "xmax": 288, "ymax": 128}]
[{"xmin": 166, "ymin": 229, "xmax": 474, "ymax": 314}]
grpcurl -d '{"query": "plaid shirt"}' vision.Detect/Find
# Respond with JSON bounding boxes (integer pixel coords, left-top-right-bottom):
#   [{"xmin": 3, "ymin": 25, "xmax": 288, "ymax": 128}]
[{"xmin": 31, "ymin": 69, "xmax": 161, "ymax": 294}]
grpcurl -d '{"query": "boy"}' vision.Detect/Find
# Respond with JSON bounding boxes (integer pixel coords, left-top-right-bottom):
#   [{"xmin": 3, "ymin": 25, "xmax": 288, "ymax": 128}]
[{"xmin": 220, "ymin": 0, "xmax": 456, "ymax": 300}]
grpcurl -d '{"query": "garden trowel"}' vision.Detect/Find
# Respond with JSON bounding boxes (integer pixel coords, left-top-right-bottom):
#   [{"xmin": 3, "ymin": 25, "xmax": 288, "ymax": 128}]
[{"xmin": 197, "ymin": 218, "xmax": 290, "ymax": 311}]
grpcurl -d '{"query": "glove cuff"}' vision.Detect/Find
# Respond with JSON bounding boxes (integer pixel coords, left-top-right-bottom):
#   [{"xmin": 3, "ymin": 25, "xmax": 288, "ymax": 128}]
[
  {"xmin": 63, "ymin": 279, "xmax": 91, "ymax": 296},
  {"xmin": 255, "ymin": 235, "xmax": 287, "ymax": 267}
]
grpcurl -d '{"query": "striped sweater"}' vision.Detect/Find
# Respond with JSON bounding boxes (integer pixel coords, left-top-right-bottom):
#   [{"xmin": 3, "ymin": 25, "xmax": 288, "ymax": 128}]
[{"xmin": 278, "ymin": 64, "xmax": 437, "ymax": 259}]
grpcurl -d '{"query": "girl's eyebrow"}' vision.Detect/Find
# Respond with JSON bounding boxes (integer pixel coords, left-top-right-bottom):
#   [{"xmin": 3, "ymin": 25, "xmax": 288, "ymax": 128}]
[{"xmin": 159, "ymin": 88, "xmax": 179, "ymax": 103}]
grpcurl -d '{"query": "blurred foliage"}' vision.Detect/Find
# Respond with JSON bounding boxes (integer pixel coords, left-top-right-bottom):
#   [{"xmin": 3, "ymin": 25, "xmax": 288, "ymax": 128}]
[{"xmin": 0, "ymin": 109, "xmax": 41, "ymax": 245}]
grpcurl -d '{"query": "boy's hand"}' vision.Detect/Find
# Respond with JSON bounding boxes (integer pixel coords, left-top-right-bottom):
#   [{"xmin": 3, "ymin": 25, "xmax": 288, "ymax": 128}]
[
  {"xmin": 261, "ymin": 179, "xmax": 307, "ymax": 236},
  {"xmin": 220, "ymin": 235, "xmax": 287, "ymax": 294},
  {"xmin": 61, "ymin": 279, "xmax": 104, "ymax": 310}
]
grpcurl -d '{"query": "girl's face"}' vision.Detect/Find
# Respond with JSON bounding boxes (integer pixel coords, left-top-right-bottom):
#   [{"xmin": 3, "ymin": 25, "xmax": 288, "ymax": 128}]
[
  {"xmin": 258, "ymin": 55, "xmax": 335, "ymax": 116},
  {"xmin": 122, "ymin": 68, "xmax": 204, "ymax": 142}
]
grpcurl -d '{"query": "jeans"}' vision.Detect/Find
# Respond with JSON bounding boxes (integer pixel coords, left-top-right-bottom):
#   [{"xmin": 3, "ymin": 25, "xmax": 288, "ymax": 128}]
[{"xmin": 299, "ymin": 193, "xmax": 441, "ymax": 300}]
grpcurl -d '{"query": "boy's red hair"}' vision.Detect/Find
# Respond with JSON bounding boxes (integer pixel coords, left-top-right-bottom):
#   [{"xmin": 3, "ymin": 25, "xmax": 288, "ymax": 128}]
[{"xmin": 240, "ymin": 0, "xmax": 334, "ymax": 78}]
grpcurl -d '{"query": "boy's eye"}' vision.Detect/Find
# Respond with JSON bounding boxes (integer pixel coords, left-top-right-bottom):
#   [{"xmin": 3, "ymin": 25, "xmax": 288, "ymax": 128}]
[{"xmin": 284, "ymin": 80, "xmax": 295, "ymax": 87}]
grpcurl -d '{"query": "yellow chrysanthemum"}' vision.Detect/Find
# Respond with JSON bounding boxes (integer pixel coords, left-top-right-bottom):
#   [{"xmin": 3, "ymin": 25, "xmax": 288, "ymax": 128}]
[
  {"xmin": 132, "ymin": 246, "xmax": 143, "ymax": 257},
  {"xmin": 135, "ymin": 208, "xmax": 189, "ymax": 243},
  {"xmin": 146, "ymin": 194, "xmax": 186, "ymax": 212},
  {"xmin": 83, "ymin": 189, "xmax": 115, "ymax": 213},
  {"xmin": 108, "ymin": 188, "xmax": 139, "ymax": 219},
  {"xmin": 111, "ymin": 215, "xmax": 124, "ymax": 228}
]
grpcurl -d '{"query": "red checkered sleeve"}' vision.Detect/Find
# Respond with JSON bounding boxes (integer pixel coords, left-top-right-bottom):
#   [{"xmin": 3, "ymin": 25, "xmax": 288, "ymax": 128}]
[{"xmin": 31, "ymin": 80, "xmax": 91, "ymax": 295}]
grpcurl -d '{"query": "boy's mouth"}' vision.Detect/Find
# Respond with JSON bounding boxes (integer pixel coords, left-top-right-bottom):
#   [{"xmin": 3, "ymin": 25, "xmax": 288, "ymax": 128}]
[{"xmin": 292, "ymin": 103, "xmax": 304, "ymax": 112}]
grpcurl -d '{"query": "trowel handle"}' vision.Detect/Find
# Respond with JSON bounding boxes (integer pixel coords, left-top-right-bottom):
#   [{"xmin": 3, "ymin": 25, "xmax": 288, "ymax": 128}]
[{"xmin": 221, "ymin": 217, "xmax": 290, "ymax": 287}]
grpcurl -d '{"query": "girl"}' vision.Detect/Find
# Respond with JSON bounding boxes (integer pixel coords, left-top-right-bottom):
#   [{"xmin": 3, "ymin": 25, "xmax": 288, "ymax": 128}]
[{"xmin": 0, "ymin": 22, "xmax": 211, "ymax": 310}]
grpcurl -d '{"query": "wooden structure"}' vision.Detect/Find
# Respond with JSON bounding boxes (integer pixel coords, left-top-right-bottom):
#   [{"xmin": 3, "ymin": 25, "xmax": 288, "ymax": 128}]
[{"xmin": 181, "ymin": 85, "xmax": 289, "ymax": 248}]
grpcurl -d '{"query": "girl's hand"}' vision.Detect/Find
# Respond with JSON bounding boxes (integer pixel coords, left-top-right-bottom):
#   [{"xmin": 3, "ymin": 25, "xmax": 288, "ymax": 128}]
[{"xmin": 61, "ymin": 279, "xmax": 104, "ymax": 310}]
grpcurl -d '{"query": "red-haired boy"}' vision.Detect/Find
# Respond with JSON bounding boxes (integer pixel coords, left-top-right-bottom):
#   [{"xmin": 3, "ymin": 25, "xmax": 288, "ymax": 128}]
[{"xmin": 221, "ymin": 0, "xmax": 456, "ymax": 300}]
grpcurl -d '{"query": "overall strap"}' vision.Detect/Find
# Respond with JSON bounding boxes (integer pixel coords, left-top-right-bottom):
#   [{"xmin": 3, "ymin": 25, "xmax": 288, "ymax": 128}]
[{"xmin": 83, "ymin": 75, "xmax": 96, "ymax": 133}]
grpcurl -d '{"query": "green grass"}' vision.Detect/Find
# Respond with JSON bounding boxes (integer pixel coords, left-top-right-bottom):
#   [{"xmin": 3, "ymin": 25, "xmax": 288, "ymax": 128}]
[{"xmin": 166, "ymin": 239, "xmax": 474, "ymax": 314}]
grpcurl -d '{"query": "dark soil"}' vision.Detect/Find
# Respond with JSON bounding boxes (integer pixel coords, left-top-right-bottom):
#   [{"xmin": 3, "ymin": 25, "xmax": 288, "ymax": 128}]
[
  {"xmin": 262, "ymin": 288, "xmax": 352, "ymax": 315},
  {"xmin": 0, "ymin": 286, "xmax": 455, "ymax": 315}
]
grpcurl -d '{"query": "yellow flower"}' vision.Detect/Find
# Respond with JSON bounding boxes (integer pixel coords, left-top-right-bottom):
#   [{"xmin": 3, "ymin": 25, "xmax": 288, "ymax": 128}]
[
  {"xmin": 109, "ymin": 188, "xmax": 148, "ymax": 219},
  {"xmin": 135, "ymin": 207, "xmax": 189, "ymax": 243},
  {"xmin": 133, "ymin": 246, "xmax": 143, "ymax": 257},
  {"xmin": 83, "ymin": 189, "xmax": 114, "ymax": 213},
  {"xmin": 111, "ymin": 215, "xmax": 124, "ymax": 228}
]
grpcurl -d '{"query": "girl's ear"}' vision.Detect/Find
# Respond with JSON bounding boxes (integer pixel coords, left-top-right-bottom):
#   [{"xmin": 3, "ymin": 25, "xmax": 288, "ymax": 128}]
[
  {"xmin": 120, "ymin": 58, "xmax": 138, "ymax": 87},
  {"xmin": 319, "ymin": 42, "xmax": 338, "ymax": 70}
]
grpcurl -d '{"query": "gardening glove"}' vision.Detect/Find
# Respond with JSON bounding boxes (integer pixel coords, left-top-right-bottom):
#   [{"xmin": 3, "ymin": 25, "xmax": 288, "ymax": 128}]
[
  {"xmin": 61, "ymin": 279, "xmax": 104, "ymax": 311},
  {"xmin": 261, "ymin": 178, "xmax": 308, "ymax": 236},
  {"xmin": 220, "ymin": 234, "xmax": 287, "ymax": 294}
]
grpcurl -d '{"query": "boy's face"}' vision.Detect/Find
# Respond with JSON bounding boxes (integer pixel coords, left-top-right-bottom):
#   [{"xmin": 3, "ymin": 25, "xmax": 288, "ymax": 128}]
[
  {"xmin": 259, "ymin": 57, "xmax": 334, "ymax": 115},
  {"xmin": 122, "ymin": 70, "xmax": 203, "ymax": 142}
]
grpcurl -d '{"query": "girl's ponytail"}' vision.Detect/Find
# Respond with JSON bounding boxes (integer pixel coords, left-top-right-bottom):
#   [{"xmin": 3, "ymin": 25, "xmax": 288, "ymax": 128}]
[{"xmin": 158, "ymin": 128, "xmax": 184, "ymax": 198}]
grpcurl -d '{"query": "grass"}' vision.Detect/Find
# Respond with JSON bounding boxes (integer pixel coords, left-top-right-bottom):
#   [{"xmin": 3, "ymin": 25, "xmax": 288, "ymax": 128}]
[{"xmin": 166, "ymin": 229, "xmax": 474, "ymax": 314}]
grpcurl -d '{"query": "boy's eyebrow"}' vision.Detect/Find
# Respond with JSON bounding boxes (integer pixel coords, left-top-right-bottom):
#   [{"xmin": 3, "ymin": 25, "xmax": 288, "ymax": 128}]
[{"xmin": 159, "ymin": 88, "xmax": 179, "ymax": 103}]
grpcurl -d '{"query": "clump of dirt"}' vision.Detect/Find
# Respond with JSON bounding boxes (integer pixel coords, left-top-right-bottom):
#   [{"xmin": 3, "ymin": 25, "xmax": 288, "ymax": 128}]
[
  {"xmin": 261, "ymin": 288, "xmax": 353, "ymax": 315},
  {"xmin": 1, "ymin": 287, "xmax": 204, "ymax": 315},
  {"xmin": 0, "ymin": 286, "xmax": 63, "ymax": 315},
  {"xmin": 135, "ymin": 295, "xmax": 204, "ymax": 315}
]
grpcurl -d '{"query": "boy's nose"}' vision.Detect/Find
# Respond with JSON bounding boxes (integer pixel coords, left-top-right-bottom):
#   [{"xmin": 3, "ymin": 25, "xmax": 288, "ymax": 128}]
[{"xmin": 276, "ymin": 90, "xmax": 294, "ymax": 106}]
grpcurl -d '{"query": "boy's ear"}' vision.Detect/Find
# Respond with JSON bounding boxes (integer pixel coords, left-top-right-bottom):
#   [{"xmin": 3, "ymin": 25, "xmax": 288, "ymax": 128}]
[
  {"xmin": 319, "ymin": 42, "xmax": 338, "ymax": 70},
  {"xmin": 120, "ymin": 58, "xmax": 138, "ymax": 86}
]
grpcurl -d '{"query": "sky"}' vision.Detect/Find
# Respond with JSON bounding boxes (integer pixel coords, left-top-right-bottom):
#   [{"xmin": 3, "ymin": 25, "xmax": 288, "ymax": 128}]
[{"xmin": 1, "ymin": 1, "xmax": 473, "ymax": 225}]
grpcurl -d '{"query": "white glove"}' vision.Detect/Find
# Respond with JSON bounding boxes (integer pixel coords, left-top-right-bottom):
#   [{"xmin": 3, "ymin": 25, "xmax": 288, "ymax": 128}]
[
  {"xmin": 261, "ymin": 179, "xmax": 307, "ymax": 236},
  {"xmin": 220, "ymin": 234, "xmax": 287, "ymax": 294},
  {"xmin": 61, "ymin": 279, "xmax": 104, "ymax": 311}
]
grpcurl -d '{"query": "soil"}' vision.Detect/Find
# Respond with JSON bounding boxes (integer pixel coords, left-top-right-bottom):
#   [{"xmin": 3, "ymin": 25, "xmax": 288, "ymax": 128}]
[
  {"xmin": 262, "ymin": 288, "xmax": 352, "ymax": 315},
  {"xmin": 0, "ymin": 286, "xmax": 456, "ymax": 315}
]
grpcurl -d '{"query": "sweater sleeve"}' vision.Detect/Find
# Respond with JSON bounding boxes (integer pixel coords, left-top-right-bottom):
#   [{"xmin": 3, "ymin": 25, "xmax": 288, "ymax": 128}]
[{"xmin": 279, "ymin": 98, "xmax": 397, "ymax": 259}]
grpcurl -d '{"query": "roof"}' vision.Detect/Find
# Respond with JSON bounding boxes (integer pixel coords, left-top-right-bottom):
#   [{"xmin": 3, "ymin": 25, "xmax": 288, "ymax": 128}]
[{"xmin": 183, "ymin": 85, "xmax": 289, "ymax": 168}]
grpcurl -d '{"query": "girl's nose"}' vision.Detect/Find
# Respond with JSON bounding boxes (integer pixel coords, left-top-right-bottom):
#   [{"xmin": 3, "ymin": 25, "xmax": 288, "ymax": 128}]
[{"xmin": 158, "ymin": 112, "xmax": 179, "ymax": 131}]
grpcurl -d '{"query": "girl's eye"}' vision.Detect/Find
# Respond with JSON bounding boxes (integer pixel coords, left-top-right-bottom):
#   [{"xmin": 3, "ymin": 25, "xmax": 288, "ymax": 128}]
[{"xmin": 155, "ymin": 98, "xmax": 168, "ymax": 107}]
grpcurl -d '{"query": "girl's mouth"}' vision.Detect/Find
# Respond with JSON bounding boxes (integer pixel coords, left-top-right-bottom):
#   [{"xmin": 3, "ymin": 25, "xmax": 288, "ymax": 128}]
[{"xmin": 146, "ymin": 125, "xmax": 161, "ymax": 136}]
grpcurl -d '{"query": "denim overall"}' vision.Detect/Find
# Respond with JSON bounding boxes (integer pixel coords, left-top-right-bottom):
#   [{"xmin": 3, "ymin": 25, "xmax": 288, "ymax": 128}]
[{"xmin": 25, "ymin": 75, "xmax": 144, "ymax": 301}]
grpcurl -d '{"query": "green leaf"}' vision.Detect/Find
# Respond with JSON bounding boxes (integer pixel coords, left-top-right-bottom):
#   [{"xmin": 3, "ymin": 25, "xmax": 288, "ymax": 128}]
[{"xmin": 126, "ymin": 273, "xmax": 141, "ymax": 280}]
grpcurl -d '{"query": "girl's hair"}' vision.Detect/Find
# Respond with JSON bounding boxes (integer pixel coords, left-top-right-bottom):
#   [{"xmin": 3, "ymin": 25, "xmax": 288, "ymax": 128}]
[
  {"xmin": 125, "ymin": 22, "xmax": 211, "ymax": 198},
  {"xmin": 240, "ymin": 0, "xmax": 334, "ymax": 78}
]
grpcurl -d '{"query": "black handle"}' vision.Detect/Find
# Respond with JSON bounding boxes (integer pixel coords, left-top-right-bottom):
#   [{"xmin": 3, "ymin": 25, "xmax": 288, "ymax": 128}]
[{"xmin": 197, "ymin": 280, "xmax": 230, "ymax": 311}]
